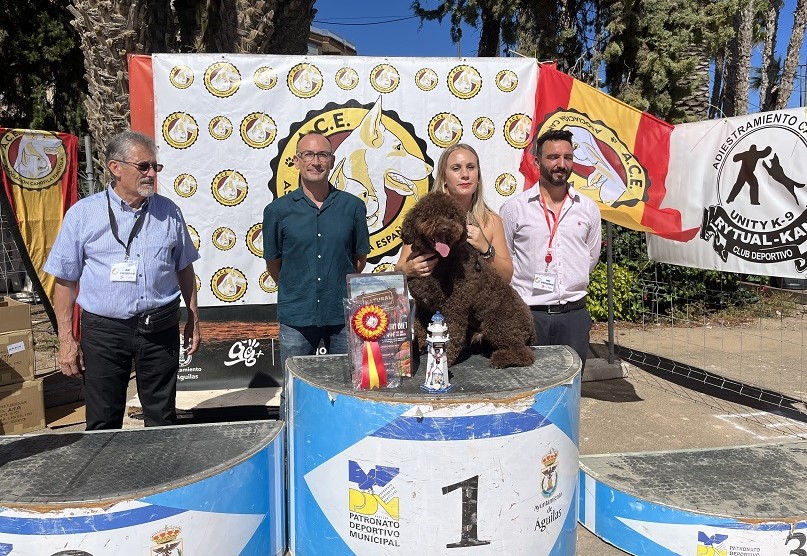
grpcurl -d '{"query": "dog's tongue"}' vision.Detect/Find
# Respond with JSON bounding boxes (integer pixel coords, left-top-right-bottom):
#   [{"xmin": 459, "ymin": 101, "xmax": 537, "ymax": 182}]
[{"xmin": 435, "ymin": 242, "xmax": 450, "ymax": 258}]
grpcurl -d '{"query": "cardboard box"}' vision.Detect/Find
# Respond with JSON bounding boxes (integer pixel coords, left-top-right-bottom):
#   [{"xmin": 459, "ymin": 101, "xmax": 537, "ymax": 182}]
[
  {"xmin": 0, "ymin": 298, "xmax": 32, "ymax": 334},
  {"xmin": 0, "ymin": 330, "xmax": 34, "ymax": 385},
  {"xmin": 0, "ymin": 379, "xmax": 45, "ymax": 435}
]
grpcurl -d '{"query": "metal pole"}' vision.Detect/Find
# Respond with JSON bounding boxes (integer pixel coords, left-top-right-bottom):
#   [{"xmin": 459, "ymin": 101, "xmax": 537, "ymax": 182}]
[
  {"xmin": 801, "ymin": 63, "xmax": 806, "ymax": 108},
  {"xmin": 84, "ymin": 134, "xmax": 95, "ymax": 195},
  {"xmin": 606, "ymin": 221, "xmax": 615, "ymax": 364}
]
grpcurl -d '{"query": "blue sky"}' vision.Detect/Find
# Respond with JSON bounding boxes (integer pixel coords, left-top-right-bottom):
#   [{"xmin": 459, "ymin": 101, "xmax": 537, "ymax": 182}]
[{"xmin": 313, "ymin": 0, "xmax": 806, "ymax": 111}]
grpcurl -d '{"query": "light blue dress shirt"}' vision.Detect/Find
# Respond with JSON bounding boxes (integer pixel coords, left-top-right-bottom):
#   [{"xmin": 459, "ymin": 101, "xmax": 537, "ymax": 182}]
[{"xmin": 45, "ymin": 184, "xmax": 200, "ymax": 319}]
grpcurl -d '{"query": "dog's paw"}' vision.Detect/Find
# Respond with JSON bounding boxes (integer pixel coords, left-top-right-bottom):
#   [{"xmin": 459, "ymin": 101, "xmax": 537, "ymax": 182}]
[
  {"xmin": 490, "ymin": 347, "xmax": 535, "ymax": 369},
  {"xmin": 285, "ymin": 156, "xmax": 295, "ymax": 167}
]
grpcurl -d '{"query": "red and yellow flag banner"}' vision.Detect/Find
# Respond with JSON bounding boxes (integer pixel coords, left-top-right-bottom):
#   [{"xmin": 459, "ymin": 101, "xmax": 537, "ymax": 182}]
[
  {"xmin": 520, "ymin": 64, "xmax": 698, "ymax": 242},
  {"xmin": 0, "ymin": 129, "xmax": 80, "ymax": 301}
]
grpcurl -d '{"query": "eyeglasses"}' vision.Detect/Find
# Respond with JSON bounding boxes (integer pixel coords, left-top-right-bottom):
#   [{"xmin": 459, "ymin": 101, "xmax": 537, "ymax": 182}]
[
  {"xmin": 296, "ymin": 151, "xmax": 333, "ymax": 162},
  {"xmin": 113, "ymin": 160, "xmax": 164, "ymax": 173}
]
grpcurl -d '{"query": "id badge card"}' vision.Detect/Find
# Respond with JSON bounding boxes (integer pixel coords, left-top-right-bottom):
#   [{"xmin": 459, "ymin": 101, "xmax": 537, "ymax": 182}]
[
  {"xmin": 110, "ymin": 260, "xmax": 138, "ymax": 282},
  {"xmin": 533, "ymin": 272, "xmax": 557, "ymax": 293}
]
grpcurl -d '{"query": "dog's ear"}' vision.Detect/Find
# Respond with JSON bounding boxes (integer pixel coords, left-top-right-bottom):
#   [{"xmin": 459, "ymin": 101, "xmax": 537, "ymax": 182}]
[{"xmin": 401, "ymin": 208, "xmax": 416, "ymax": 245}]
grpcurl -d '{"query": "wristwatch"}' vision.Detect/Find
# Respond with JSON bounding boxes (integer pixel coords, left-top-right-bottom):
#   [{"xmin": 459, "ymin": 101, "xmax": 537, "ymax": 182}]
[{"xmin": 481, "ymin": 244, "xmax": 495, "ymax": 259}]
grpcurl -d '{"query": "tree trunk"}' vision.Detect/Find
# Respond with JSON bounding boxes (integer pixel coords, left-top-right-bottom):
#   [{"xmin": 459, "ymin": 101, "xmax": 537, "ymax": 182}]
[
  {"xmin": 758, "ymin": 1, "xmax": 780, "ymax": 111},
  {"xmin": 775, "ymin": 0, "xmax": 807, "ymax": 109},
  {"xmin": 68, "ymin": 0, "xmax": 147, "ymax": 168},
  {"xmin": 732, "ymin": 0, "xmax": 754, "ymax": 115},
  {"xmin": 477, "ymin": 6, "xmax": 501, "ymax": 57},
  {"xmin": 266, "ymin": 0, "xmax": 316, "ymax": 54},
  {"xmin": 675, "ymin": 44, "xmax": 711, "ymax": 121}
]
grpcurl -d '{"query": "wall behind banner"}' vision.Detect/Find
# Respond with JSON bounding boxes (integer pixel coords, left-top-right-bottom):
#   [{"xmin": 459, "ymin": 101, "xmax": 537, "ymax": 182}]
[{"xmin": 130, "ymin": 54, "xmax": 537, "ymax": 308}]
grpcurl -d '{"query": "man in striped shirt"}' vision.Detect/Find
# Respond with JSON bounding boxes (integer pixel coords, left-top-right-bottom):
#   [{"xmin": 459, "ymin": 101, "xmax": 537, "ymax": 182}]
[
  {"xmin": 45, "ymin": 131, "xmax": 200, "ymax": 429},
  {"xmin": 501, "ymin": 129, "xmax": 601, "ymax": 369}
]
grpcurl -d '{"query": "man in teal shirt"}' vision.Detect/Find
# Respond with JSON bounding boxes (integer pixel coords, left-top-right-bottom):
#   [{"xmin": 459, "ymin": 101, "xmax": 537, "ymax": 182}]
[{"xmin": 263, "ymin": 131, "xmax": 370, "ymax": 373}]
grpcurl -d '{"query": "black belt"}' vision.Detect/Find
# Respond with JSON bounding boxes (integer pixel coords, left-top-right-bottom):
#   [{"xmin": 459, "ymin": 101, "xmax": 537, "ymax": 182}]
[
  {"xmin": 85, "ymin": 297, "xmax": 181, "ymax": 332},
  {"xmin": 84, "ymin": 311, "xmax": 140, "ymax": 328},
  {"xmin": 529, "ymin": 297, "xmax": 587, "ymax": 314}
]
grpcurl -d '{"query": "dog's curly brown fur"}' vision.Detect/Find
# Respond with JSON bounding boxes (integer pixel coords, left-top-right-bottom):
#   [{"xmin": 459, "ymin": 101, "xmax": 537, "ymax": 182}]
[{"xmin": 402, "ymin": 192, "xmax": 537, "ymax": 368}]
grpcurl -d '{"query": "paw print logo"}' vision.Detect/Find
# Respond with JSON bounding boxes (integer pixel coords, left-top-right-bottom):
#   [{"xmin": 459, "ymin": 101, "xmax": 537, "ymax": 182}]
[{"xmin": 285, "ymin": 156, "xmax": 295, "ymax": 167}]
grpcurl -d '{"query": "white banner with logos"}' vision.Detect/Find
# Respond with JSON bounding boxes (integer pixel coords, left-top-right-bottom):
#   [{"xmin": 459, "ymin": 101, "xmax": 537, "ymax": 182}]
[
  {"xmin": 152, "ymin": 54, "xmax": 537, "ymax": 307},
  {"xmin": 647, "ymin": 108, "xmax": 807, "ymax": 278}
]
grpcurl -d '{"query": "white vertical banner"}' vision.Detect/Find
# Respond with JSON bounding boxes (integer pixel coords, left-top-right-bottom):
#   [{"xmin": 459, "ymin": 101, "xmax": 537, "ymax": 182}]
[
  {"xmin": 647, "ymin": 108, "xmax": 807, "ymax": 278},
  {"xmin": 152, "ymin": 54, "xmax": 537, "ymax": 307}
]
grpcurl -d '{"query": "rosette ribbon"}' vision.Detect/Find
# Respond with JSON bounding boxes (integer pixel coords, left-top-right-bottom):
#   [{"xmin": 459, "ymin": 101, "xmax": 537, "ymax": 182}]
[{"xmin": 351, "ymin": 304, "xmax": 389, "ymax": 389}]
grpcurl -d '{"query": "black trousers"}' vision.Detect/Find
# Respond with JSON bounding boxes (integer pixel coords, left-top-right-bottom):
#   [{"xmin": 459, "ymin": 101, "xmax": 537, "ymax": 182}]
[
  {"xmin": 531, "ymin": 307, "xmax": 592, "ymax": 369},
  {"xmin": 80, "ymin": 311, "xmax": 180, "ymax": 430}
]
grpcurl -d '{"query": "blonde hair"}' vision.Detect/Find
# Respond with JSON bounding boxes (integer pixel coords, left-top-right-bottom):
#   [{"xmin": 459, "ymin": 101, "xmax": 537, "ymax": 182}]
[{"xmin": 431, "ymin": 143, "xmax": 491, "ymax": 226}]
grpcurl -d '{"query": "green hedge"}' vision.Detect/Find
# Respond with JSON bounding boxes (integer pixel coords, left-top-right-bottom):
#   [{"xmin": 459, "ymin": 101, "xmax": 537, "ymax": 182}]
[{"xmin": 586, "ymin": 262, "xmax": 643, "ymax": 321}]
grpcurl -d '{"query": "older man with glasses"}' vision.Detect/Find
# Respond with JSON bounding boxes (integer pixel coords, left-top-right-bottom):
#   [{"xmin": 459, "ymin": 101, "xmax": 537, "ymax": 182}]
[
  {"xmin": 263, "ymin": 131, "xmax": 370, "ymax": 397},
  {"xmin": 45, "ymin": 130, "xmax": 200, "ymax": 429}
]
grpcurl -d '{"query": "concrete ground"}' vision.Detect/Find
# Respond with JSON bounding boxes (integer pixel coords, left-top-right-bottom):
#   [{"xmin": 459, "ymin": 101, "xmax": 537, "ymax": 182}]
[{"xmin": 576, "ymin": 364, "xmax": 807, "ymax": 554}]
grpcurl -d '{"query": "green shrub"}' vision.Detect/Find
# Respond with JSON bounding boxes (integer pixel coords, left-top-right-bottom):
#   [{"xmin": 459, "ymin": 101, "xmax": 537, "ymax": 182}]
[
  {"xmin": 607, "ymin": 226, "xmax": 758, "ymax": 314},
  {"xmin": 587, "ymin": 262, "xmax": 643, "ymax": 321}
]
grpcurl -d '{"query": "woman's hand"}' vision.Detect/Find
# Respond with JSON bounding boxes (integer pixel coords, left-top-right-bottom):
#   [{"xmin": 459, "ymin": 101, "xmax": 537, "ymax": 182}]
[
  {"xmin": 406, "ymin": 252, "xmax": 438, "ymax": 277},
  {"xmin": 466, "ymin": 223, "xmax": 490, "ymax": 255}
]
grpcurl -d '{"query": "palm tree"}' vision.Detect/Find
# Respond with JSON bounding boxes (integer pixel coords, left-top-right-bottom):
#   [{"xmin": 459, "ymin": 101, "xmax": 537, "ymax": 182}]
[
  {"xmin": 751, "ymin": 56, "xmax": 782, "ymax": 112},
  {"xmin": 775, "ymin": 0, "xmax": 807, "ymax": 109},
  {"xmin": 757, "ymin": 0, "xmax": 782, "ymax": 111},
  {"xmin": 722, "ymin": 0, "xmax": 754, "ymax": 116}
]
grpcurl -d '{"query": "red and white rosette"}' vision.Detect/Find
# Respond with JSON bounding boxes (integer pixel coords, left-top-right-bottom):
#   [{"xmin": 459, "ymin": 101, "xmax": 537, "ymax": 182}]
[{"xmin": 351, "ymin": 304, "xmax": 389, "ymax": 389}]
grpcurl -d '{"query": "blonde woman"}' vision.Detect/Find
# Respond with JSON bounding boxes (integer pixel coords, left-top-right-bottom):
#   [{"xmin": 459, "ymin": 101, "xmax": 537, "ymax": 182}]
[{"xmin": 396, "ymin": 143, "xmax": 513, "ymax": 282}]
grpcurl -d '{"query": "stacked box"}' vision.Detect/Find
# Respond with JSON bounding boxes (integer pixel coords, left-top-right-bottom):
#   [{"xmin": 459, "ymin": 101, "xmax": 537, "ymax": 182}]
[
  {"xmin": 0, "ymin": 298, "xmax": 44, "ymax": 434},
  {"xmin": 0, "ymin": 379, "xmax": 45, "ymax": 434},
  {"xmin": 0, "ymin": 298, "xmax": 34, "ymax": 384}
]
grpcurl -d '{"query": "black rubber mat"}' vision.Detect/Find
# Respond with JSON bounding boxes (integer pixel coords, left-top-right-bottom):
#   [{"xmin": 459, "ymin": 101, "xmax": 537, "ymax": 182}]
[
  {"xmin": 581, "ymin": 440, "xmax": 807, "ymax": 518},
  {"xmin": 0, "ymin": 421, "xmax": 282, "ymax": 506},
  {"xmin": 288, "ymin": 345, "xmax": 580, "ymax": 401}
]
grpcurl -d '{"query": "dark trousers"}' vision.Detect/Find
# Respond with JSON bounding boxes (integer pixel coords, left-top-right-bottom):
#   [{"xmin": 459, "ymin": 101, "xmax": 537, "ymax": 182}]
[
  {"xmin": 531, "ymin": 307, "xmax": 592, "ymax": 369},
  {"xmin": 81, "ymin": 311, "xmax": 180, "ymax": 430}
]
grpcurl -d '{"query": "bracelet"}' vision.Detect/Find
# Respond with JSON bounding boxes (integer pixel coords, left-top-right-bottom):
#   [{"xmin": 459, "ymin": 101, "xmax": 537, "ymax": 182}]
[{"xmin": 480, "ymin": 244, "xmax": 495, "ymax": 259}]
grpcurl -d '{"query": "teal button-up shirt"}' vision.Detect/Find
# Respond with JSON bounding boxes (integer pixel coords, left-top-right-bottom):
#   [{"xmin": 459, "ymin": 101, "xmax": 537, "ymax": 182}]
[{"xmin": 263, "ymin": 185, "xmax": 371, "ymax": 327}]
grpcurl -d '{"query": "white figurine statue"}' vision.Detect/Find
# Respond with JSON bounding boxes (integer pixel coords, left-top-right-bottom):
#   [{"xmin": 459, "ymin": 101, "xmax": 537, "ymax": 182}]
[{"xmin": 421, "ymin": 312, "xmax": 454, "ymax": 393}]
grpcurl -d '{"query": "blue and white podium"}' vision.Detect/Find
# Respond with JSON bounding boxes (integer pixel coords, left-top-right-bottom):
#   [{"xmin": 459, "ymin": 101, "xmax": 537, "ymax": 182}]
[
  {"xmin": 0, "ymin": 421, "xmax": 285, "ymax": 555},
  {"xmin": 287, "ymin": 347, "xmax": 582, "ymax": 555}
]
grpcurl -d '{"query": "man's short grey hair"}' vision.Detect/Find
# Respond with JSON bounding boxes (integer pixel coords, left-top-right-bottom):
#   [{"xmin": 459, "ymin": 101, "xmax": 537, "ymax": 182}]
[{"xmin": 106, "ymin": 131, "xmax": 157, "ymax": 162}]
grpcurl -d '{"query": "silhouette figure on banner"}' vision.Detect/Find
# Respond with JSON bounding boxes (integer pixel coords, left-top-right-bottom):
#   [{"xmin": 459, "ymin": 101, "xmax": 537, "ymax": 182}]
[
  {"xmin": 763, "ymin": 154, "xmax": 805, "ymax": 203},
  {"xmin": 725, "ymin": 144, "xmax": 771, "ymax": 205},
  {"xmin": 726, "ymin": 145, "xmax": 804, "ymax": 205}
]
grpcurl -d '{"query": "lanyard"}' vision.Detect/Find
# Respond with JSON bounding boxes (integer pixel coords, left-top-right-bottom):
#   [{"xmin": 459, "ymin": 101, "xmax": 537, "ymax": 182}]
[
  {"xmin": 106, "ymin": 188, "xmax": 147, "ymax": 259},
  {"xmin": 540, "ymin": 193, "xmax": 567, "ymax": 264}
]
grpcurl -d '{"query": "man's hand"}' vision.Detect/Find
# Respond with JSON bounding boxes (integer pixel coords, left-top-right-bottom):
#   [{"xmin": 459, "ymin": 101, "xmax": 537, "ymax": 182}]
[
  {"xmin": 183, "ymin": 319, "xmax": 200, "ymax": 355},
  {"xmin": 58, "ymin": 334, "xmax": 84, "ymax": 378},
  {"xmin": 53, "ymin": 277, "xmax": 82, "ymax": 377},
  {"xmin": 177, "ymin": 263, "xmax": 201, "ymax": 355}
]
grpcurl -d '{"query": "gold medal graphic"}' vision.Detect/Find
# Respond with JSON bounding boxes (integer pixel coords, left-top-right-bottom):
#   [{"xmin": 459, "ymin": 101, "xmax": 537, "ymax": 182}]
[
  {"xmin": 162, "ymin": 112, "xmax": 199, "ymax": 149},
  {"xmin": 211, "ymin": 267, "xmax": 248, "ymax": 302},
  {"xmin": 204, "ymin": 61, "xmax": 241, "ymax": 98}
]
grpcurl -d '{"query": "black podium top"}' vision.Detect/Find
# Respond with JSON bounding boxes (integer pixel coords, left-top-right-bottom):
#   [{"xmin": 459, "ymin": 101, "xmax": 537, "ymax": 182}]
[
  {"xmin": 0, "ymin": 421, "xmax": 283, "ymax": 507},
  {"xmin": 287, "ymin": 345, "xmax": 580, "ymax": 402}
]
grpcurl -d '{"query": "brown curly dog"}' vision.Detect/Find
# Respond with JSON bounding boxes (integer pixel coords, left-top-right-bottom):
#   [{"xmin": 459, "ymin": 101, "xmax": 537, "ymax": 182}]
[{"xmin": 401, "ymin": 192, "xmax": 537, "ymax": 368}]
